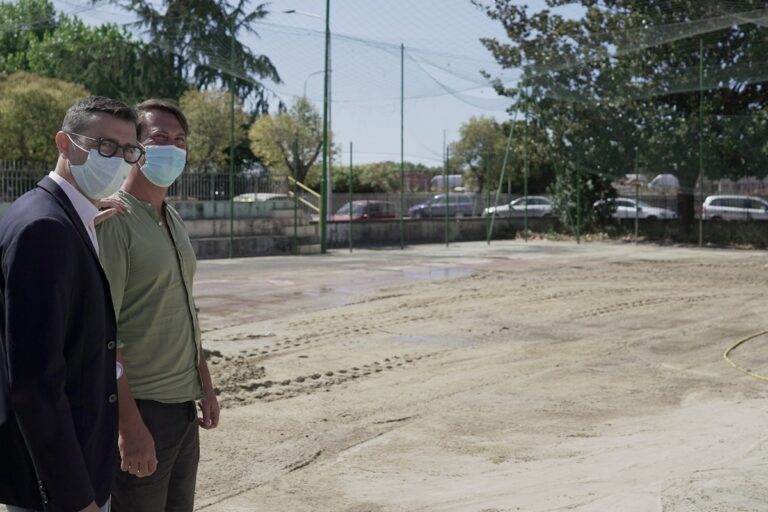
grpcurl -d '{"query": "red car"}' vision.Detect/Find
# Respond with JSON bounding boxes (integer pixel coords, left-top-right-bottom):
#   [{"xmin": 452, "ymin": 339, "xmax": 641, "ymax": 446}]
[{"xmin": 330, "ymin": 200, "xmax": 397, "ymax": 221}]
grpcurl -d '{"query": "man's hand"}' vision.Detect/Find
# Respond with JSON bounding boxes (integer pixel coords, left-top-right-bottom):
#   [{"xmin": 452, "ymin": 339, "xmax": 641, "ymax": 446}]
[
  {"xmin": 94, "ymin": 197, "xmax": 128, "ymax": 226},
  {"xmin": 118, "ymin": 418, "xmax": 157, "ymax": 477},
  {"xmin": 198, "ymin": 390, "xmax": 220, "ymax": 429},
  {"xmin": 78, "ymin": 502, "xmax": 100, "ymax": 512}
]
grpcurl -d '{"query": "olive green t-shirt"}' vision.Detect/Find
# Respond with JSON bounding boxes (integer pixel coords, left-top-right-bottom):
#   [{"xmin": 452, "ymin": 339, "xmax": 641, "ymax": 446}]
[{"xmin": 97, "ymin": 190, "xmax": 202, "ymax": 403}]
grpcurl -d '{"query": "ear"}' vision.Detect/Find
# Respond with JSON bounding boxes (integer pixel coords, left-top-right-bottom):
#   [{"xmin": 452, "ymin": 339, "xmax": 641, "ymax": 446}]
[{"xmin": 54, "ymin": 131, "xmax": 70, "ymax": 158}]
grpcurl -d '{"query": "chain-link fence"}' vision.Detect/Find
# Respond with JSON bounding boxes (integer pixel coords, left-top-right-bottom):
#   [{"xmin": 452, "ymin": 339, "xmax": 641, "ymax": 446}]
[{"xmin": 0, "ymin": 161, "xmax": 288, "ymax": 202}]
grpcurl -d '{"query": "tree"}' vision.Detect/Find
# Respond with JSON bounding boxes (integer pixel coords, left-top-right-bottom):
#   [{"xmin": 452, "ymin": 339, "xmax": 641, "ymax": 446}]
[
  {"xmin": 451, "ymin": 116, "xmax": 556, "ymax": 196},
  {"xmin": 330, "ymin": 161, "xmax": 441, "ymax": 193},
  {"xmin": 0, "ymin": 72, "xmax": 89, "ymax": 162},
  {"xmin": 0, "ymin": 0, "xmax": 186, "ymax": 103},
  {"xmin": 24, "ymin": 17, "xmax": 184, "ymax": 103},
  {"xmin": 501, "ymin": 119, "xmax": 557, "ymax": 195},
  {"xmin": 475, "ymin": 0, "xmax": 768, "ymax": 231},
  {"xmin": 355, "ymin": 162, "xmax": 402, "ymax": 193},
  {"xmin": 548, "ymin": 165, "xmax": 617, "ymax": 234},
  {"xmin": 180, "ymin": 88, "xmax": 248, "ymax": 173},
  {"xmin": 449, "ymin": 116, "xmax": 504, "ymax": 194},
  {"xmin": 0, "ymin": 0, "xmax": 57, "ymax": 71},
  {"xmin": 248, "ymin": 97, "xmax": 327, "ymax": 183},
  {"xmin": 107, "ymin": 0, "xmax": 280, "ymax": 105}
]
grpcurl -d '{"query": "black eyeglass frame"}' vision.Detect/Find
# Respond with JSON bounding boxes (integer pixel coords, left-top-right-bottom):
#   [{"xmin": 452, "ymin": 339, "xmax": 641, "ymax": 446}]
[{"xmin": 68, "ymin": 132, "xmax": 145, "ymax": 164}]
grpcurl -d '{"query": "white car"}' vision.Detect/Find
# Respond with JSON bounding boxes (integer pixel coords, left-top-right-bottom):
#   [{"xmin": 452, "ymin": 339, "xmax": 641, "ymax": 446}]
[
  {"xmin": 596, "ymin": 198, "xmax": 677, "ymax": 220},
  {"xmin": 482, "ymin": 196, "xmax": 553, "ymax": 218},
  {"xmin": 233, "ymin": 192, "xmax": 290, "ymax": 203},
  {"xmin": 702, "ymin": 195, "xmax": 768, "ymax": 221}
]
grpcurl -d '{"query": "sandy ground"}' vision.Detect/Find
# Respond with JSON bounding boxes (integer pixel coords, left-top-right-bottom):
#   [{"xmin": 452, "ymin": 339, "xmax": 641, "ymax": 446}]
[
  {"xmin": 189, "ymin": 240, "xmax": 768, "ymax": 512},
  {"xmin": 6, "ymin": 239, "xmax": 768, "ymax": 512}
]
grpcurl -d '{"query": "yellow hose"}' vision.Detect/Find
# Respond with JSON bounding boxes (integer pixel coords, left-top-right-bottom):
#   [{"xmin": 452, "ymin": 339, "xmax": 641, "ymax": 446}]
[{"xmin": 723, "ymin": 330, "xmax": 768, "ymax": 382}]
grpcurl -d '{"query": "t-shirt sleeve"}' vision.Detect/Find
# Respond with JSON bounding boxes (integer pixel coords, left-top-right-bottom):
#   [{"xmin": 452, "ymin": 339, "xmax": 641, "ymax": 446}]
[{"xmin": 96, "ymin": 214, "xmax": 130, "ymax": 334}]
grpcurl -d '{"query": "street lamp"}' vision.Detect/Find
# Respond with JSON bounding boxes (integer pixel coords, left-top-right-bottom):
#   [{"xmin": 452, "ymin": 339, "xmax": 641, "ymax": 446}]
[
  {"xmin": 284, "ymin": 3, "xmax": 331, "ymax": 253},
  {"xmin": 283, "ymin": 9, "xmax": 321, "ymax": 19},
  {"xmin": 303, "ymin": 69, "xmax": 324, "ymax": 98}
]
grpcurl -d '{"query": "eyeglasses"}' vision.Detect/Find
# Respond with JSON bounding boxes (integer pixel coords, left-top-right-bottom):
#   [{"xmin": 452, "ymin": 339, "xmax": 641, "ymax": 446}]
[{"xmin": 67, "ymin": 133, "xmax": 145, "ymax": 164}]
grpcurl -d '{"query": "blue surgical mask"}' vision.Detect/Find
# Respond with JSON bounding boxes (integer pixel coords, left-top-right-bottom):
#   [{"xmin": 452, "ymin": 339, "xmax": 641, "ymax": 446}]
[
  {"xmin": 140, "ymin": 145, "xmax": 187, "ymax": 187},
  {"xmin": 67, "ymin": 135, "xmax": 132, "ymax": 200}
]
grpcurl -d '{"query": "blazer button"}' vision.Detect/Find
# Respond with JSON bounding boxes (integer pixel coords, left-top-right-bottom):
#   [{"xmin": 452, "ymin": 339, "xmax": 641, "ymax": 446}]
[
  {"xmin": 108, "ymin": 394, "xmax": 118, "ymax": 404},
  {"xmin": 107, "ymin": 340, "xmax": 116, "ymax": 350}
]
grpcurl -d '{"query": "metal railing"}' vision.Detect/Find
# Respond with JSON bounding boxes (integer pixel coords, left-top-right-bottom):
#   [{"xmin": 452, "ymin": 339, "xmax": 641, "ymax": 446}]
[
  {"xmin": 0, "ymin": 161, "xmax": 762, "ymax": 216},
  {"xmin": 0, "ymin": 161, "xmax": 295, "ymax": 202},
  {"xmin": 166, "ymin": 172, "xmax": 288, "ymax": 201},
  {"xmin": 287, "ymin": 176, "xmax": 321, "ymax": 213},
  {"xmin": 0, "ymin": 161, "xmax": 51, "ymax": 201}
]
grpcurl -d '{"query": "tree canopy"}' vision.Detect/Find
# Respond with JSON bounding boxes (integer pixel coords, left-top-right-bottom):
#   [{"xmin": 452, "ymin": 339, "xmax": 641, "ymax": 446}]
[
  {"xmin": 0, "ymin": 0, "xmax": 281, "ymax": 172},
  {"xmin": 0, "ymin": 0, "xmax": 56, "ymax": 70},
  {"xmin": 0, "ymin": 72, "xmax": 89, "ymax": 162},
  {"xmin": 475, "ymin": 0, "xmax": 768, "ymax": 229},
  {"xmin": 449, "ymin": 116, "xmax": 503, "ymax": 194},
  {"xmin": 180, "ymin": 88, "xmax": 249, "ymax": 173},
  {"xmin": 248, "ymin": 97, "xmax": 327, "ymax": 183},
  {"xmin": 107, "ymin": 0, "xmax": 280, "ymax": 106},
  {"xmin": 0, "ymin": 0, "xmax": 186, "ymax": 102}
]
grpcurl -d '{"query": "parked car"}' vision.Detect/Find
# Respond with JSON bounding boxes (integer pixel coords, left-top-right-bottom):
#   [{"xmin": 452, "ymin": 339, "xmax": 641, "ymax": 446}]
[
  {"xmin": 482, "ymin": 196, "xmax": 553, "ymax": 218},
  {"xmin": 408, "ymin": 193, "xmax": 475, "ymax": 218},
  {"xmin": 233, "ymin": 192, "xmax": 290, "ymax": 202},
  {"xmin": 594, "ymin": 197, "xmax": 677, "ymax": 220},
  {"xmin": 702, "ymin": 195, "xmax": 768, "ymax": 221},
  {"xmin": 330, "ymin": 200, "xmax": 397, "ymax": 222}
]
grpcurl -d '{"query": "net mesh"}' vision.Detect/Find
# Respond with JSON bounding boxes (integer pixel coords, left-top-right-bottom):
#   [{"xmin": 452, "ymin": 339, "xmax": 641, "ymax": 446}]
[{"xmin": 5, "ymin": 0, "xmax": 768, "ymax": 242}]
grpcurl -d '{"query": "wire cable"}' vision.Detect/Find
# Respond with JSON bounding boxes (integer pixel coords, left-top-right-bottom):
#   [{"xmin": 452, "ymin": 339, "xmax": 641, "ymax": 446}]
[{"xmin": 723, "ymin": 330, "xmax": 768, "ymax": 382}]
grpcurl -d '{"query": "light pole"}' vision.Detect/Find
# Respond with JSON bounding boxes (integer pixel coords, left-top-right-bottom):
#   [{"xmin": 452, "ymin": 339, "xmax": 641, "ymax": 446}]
[
  {"xmin": 284, "ymin": 5, "xmax": 331, "ymax": 253},
  {"xmin": 303, "ymin": 69, "xmax": 324, "ymax": 98},
  {"xmin": 228, "ymin": 17, "xmax": 236, "ymax": 258}
]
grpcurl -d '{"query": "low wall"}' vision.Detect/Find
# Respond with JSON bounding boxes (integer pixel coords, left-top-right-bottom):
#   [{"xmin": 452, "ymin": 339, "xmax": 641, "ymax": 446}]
[
  {"xmin": 617, "ymin": 218, "xmax": 768, "ymax": 247},
  {"xmin": 0, "ymin": 199, "xmax": 298, "ymax": 222},
  {"xmin": 168, "ymin": 199, "xmax": 297, "ymax": 220},
  {"xmin": 6, "ymin": 194, "xmax": 767, "ymax": 253},
  {"xmin": 0, "ymin": 199, "xmax": 317, "ymax": 259},
  {"xmin": 327, "ymin": 217, "xmax": 558, "ymax": 247},
  {"xmin": 184, "ymin": 218, "xmax": 284, "ymax": 238},
  {"xmin": 191, "ymin": 235, "xmax": 295, "ymax": 259}
]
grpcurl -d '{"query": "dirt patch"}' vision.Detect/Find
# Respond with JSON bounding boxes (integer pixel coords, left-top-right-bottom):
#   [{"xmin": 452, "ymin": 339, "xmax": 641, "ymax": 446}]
[{"xmin": 194, "ymin": 241, "xmax": 768, "ymax": 511}]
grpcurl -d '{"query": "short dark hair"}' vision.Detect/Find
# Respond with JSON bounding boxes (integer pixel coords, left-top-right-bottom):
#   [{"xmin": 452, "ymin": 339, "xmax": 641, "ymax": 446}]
[
  {"xmin": 61, "ymin": 96, "xmax": 137, "ymax": 134},
  {"xmin": 136, "ymin": 98, "xmax": 190, "ymax": 139}
]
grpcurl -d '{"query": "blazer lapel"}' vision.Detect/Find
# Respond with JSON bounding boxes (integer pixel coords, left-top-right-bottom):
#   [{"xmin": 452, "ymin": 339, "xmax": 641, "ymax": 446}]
[{"xmin": 36, "ymin": 176, "xmax": 100, "ymax": 263}]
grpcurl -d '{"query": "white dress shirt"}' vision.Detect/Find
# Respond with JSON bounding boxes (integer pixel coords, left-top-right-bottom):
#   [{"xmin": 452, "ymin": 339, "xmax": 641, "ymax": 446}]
[{"xmin": 48, "ymin": 171, "xmax": 100, "ymax": 256}]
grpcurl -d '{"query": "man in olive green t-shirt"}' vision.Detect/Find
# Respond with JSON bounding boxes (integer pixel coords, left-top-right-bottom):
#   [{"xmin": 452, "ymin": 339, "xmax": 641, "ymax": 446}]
[{"xmin": 98, "ymin": 98, "xmax": 219, "ymax": 512}]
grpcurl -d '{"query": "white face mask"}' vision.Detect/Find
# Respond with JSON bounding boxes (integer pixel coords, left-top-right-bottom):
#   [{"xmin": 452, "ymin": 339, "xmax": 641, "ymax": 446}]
[
  {"xmin": 140, "ymin": 145, "xmax": 187, "ymax": 187},
  {"xmin": 67, "ymin": 135, "xmax": 132, "ymax": 200}
]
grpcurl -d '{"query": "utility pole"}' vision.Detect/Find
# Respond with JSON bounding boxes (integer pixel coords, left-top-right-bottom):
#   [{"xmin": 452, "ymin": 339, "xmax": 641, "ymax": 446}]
[
  {"xmin": 228, "ymin": 17, "xmax": 236, "ymax": 258},
  {"xmin": 320, "ymin": 0, "xmax": 331, "ymax": 253}
]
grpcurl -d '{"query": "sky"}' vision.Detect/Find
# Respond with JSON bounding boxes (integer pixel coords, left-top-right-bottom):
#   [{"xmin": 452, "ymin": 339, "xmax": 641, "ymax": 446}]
[{"xmin": 50, "ymin": 0, "xmax": 583, "ymax": 167}]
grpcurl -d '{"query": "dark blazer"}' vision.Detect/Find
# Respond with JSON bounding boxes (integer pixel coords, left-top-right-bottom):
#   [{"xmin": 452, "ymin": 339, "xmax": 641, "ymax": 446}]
[{"xmin": 0, "ymin": 176, "xmax": 118, "ymax": 511}]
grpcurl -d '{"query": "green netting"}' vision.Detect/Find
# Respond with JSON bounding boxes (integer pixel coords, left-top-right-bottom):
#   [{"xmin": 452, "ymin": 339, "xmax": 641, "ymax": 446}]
[{"xmin": 6, "ymin": 0, "xmax": 768, "ymax": 246}]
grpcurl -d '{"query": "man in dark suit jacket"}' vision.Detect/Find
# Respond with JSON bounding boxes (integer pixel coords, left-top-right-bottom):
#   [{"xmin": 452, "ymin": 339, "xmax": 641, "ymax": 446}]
[{"xmin": 0, "ymin": 96, "xmax": 142, "ymax": 512}]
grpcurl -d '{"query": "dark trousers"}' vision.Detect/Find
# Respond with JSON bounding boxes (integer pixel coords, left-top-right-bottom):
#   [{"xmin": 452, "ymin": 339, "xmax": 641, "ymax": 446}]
[{"xmin": 112, "ymin": 400, "xmax": 199, "ymax": 512}]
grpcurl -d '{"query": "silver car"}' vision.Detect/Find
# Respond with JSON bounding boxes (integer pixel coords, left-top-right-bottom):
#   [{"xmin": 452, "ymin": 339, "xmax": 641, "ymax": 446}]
[
  {"xmin": 482, "ymin": 196, "xmax": 553, "ymax": 218},
  {"xmin": 702, "ymin": 195, "xmax": 768, "ymax": 221},
  {"xmin": 595, "ymin": 198, "xmax": 677, "ymax": 220},
  {"xmin": 408, "ymin": 193, "xmax": 475, "ymax": 218}
]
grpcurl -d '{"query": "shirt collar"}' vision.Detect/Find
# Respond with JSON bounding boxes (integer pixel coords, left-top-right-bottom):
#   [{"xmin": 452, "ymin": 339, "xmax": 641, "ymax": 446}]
[
  {"xmin": 117, "ymin": 190, "xmax": 167, "ymax": 220},
  {"xmin": 48, "ymin": 171, "xmax": 99, "ymax": 227}
]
